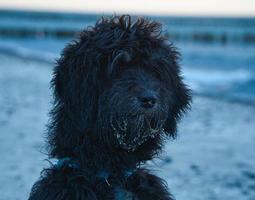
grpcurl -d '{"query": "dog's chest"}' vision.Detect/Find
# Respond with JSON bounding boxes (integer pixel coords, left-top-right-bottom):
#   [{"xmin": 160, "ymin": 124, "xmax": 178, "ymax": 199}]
[{"xmin": 114, "ymin": 187, "xmax": 136, "ymax": 200}]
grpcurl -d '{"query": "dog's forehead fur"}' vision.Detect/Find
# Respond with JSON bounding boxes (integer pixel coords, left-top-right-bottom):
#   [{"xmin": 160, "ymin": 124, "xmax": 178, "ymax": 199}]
[{"xmin": 59, "ymin": 15, "xmax": 180, "ymax": 83}]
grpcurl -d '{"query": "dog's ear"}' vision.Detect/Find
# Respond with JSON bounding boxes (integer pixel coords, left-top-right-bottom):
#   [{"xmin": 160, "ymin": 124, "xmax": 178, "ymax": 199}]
[
  {"xmin": 158, "ymin": 45, "xmax": 191, "ymax": 138},
  {"xmin": 48, "ymin": 35, "xmax": 102, "ymax": 158},
  {"xmin": 107, "ymin": 49, "xmax": 132, "ymax": 77},
  {"xmin": 164, "ymin": 80, "xmax": 191, "ymax": 138}
]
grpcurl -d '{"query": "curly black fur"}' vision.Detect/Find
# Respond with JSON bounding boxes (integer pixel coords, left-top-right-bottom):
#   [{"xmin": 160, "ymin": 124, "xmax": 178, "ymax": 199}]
[{"xmin": 29, "ymin": 15, "xmax": 191, "ymax": 200}]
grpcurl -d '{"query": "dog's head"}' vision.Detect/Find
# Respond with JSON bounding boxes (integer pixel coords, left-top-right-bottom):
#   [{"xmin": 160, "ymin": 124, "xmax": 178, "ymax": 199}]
[{"xmin": 49, "ymin": 15, "xmax": 191, "ymax": 157}]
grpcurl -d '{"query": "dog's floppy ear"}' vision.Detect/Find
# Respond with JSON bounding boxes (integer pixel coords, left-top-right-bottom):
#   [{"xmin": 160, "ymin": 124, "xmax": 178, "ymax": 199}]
[
  {"xmin": 107, "ymin": 49, "xmax": 132, "ymax": 77},
  {"xmin": 48, "ymin": 35, "xmax": 102, "ymax": 158},
  {"xmin": 158, "ymin": 45, "xmax": 191, "ymax": 138},
  {"xmin": 164, "ymin": 80, "xmax": 191, "ymax": 138}
]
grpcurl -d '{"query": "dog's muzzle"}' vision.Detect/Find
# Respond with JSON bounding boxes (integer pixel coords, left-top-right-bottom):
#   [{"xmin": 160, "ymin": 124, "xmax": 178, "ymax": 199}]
[{"xmin": 110, "ymin": 114, "xmax": 165, "ymax": 152}]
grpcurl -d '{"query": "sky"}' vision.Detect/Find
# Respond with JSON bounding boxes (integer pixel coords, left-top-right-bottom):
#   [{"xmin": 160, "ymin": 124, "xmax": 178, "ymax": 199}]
[{"xmin": 0, "ymin": 0, "xmax": 255, "ymax": 17}]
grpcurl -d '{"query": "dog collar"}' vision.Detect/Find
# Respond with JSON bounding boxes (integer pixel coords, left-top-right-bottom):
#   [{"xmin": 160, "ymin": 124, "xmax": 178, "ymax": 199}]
[
  {"xmin": 54, "ymin": 158, "xmax": 134, "ymax": 187},
  {"xmin": 55, "ymin": 158, "xmax": 134, "ymax": 176}
]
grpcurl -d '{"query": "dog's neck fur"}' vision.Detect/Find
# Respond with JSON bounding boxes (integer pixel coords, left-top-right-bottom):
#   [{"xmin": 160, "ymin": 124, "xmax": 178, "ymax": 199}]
[{"xmin": 67, "ymin": 131, "xmax": 163, "ymax": 176}]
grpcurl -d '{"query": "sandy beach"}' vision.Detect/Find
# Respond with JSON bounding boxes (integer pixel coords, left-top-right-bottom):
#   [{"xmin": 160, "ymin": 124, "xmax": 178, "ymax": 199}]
[{"xmin": 0, "ymin": 53, "xmax": 254, "ymax": 200}]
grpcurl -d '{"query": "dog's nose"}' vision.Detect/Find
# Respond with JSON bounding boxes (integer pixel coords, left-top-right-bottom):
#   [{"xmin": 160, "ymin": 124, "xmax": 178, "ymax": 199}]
[{"xmin": 138, "ymin": 91, "xmax": 157, "ymax": 109}]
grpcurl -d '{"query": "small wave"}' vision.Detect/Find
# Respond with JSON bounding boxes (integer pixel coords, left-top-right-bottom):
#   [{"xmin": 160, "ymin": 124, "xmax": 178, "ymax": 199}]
[
  {"xmin": 184, "ymin": 68, "xmax": 254, "ymax": 90},
  {"xmin": 183, "ymin": 68, "xmax": 255, "ymax": 104},
  {"xmin": 0, "ymin": 42, "xmax": 58, "ymax": 64}
]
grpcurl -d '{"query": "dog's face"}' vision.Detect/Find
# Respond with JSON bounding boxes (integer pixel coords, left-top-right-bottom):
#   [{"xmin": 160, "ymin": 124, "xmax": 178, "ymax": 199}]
[
  {"xmin": 50, "ymin": 15, "xmax": 191, "ymax": 158},
  {"xmin": 97, "ymin": 67, "xmax": 171, "ymax": 151}
]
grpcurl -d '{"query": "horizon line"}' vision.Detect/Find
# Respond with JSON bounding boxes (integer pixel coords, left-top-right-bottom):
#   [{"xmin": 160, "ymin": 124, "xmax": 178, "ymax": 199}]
[{"xmin": 1, "ymin": 7, "xmax": 255, "ymax": 19}]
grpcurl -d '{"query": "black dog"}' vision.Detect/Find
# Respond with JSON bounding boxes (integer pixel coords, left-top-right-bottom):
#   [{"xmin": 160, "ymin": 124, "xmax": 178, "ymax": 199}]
[{"xmin": 29, "ymin": 15, "xmax": 191, "ymax": 200}]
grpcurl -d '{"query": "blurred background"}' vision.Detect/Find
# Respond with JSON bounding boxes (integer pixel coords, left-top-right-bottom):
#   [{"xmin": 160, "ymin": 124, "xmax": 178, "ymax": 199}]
[{"xmin": 0, "ymin": 1, "xmax": 255, "ymax": 200}]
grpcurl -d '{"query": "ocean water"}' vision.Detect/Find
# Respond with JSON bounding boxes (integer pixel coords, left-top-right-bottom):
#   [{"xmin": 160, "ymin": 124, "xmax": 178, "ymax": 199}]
[{"xmin": 0, "ymin": 10, "xmax": 255, "ymax": 104}]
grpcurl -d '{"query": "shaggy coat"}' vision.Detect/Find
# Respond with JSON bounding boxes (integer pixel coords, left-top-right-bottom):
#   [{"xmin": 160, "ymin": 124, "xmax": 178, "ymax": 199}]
[{"xmin": 29, "ymin": 15, "xmax": 191, "ymax": 200}]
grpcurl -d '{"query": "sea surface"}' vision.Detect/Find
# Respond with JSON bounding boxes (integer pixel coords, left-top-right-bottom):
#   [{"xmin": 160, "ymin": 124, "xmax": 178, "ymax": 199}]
[{"xmin": 0, "ymin": 9, "xmax": 255, "ymax": 104}]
